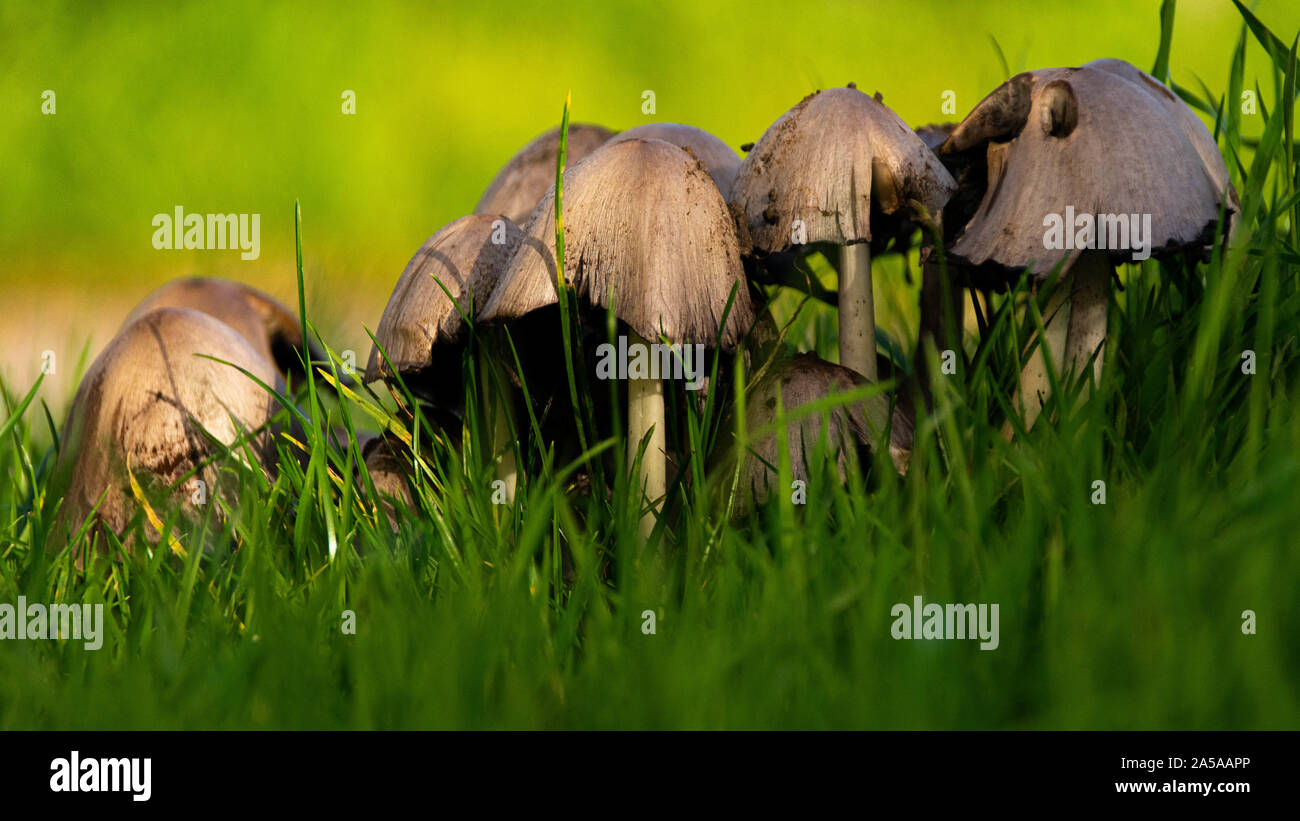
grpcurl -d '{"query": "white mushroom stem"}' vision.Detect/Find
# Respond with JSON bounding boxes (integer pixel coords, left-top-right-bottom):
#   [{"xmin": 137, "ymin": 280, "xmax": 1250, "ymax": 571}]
[
  {"xmin": 627, "ymin": 330, "xmax": 665, "ymax": 540},
  {"xmin": 1012, "ymin": 251, "xmax": 1110, "ymax": 432},
  {"xmin": 1063, "ymin": 251, "xmax": 1110, "ymax": 392},
  {"xmin": 838, "ymin": 242, "xmax": 876, "ymax": 382},
  {"xmin": 1014, "ymin": 278, "xmax": 1070, "ymax": 433}
]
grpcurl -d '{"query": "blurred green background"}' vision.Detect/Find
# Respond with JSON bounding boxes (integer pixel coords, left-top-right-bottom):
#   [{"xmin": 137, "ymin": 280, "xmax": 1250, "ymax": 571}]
[{"xmin": 2, "ymin": 0, "xmax": 1296, "ymax": 403}]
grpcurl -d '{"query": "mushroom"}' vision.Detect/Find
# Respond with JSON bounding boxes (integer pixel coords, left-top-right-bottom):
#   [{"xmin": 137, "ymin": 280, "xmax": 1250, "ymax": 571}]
[
  {"xmin": 938, "ymin": 59, "xmax": 1239, "ymax": 429},
  {"xmin": 50, "ymin": 307, "xmax": 284, "ymax": 554},
  {"xmin": 359, "ymin": 432, "xmax": 415, "ymax": 527},
  {"xmin": 731, "ymin": 85, "xmax": 957, "ymax": 382},
  {"xmin": 480, "ymin": 137, "xmax": 755, "ymax": 538},
  {"xmin": 362, "ymin": 434, "xmax": 413, "ymax": 505},
  {"xmin": 366, "ymin": 214, "xmax": 521, "ymax": 385},
  {"xmin": 606, "ymin": 123, "xmax": 741, "ymax": 197},
  {"xmin": 365, "ymin": 213, "xmax": 523, "ymax": 497},
  {"xmin": 722, "ymin": 352, "xmax": 912, "ymax": 516},
  {"xmin": 475, "ymin": 123, "xmax": 616, "ymax": 224},
  {"xmin": 122, "ymin": 277, "xmax": 319, "ymax": 381}
]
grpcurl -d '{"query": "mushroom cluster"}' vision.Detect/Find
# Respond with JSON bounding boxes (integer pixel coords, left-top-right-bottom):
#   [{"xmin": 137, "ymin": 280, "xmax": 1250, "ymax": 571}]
[
  {"xmin": 49, "ymin": 57, "xmax": 1239, "ymax": 555},
  {"xmin": 363, "ymin": 59, "xmax": 1235, "ymax": 528},
  {"xmin": 368, "ymin": 99, "xmax": 953, "ymax": 529}
]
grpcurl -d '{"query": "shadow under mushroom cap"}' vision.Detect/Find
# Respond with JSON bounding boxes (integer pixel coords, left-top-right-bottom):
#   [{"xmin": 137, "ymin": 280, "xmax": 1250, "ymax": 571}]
[
  {"xmin": 941, "ymin": 58, "xmax": 1239, "ymax": 277},
  {"xmin": 365, "ymin": 213, "xmax": 522, "ymax": 383},
  {"xmin": 479, "ymin": 137, "xmax": 756, "ymax": 350},
  {"xmin": 51, "ymin": 306, "xmax": 285, "ymax": 543},
  {"xmin": 731, "ymin": 85, "xmax": 957, "ymax": 255}
]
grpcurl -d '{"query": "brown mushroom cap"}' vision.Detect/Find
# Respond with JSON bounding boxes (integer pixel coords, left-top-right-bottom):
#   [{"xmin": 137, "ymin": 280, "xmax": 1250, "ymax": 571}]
[
  {"xmin": 122, "ymin": 277, "xmax": 313, "ymax": 378},
  {"xmin": 365, "ymin": 214, "xmax": 522, "ymax": 383},
  {"xmin": 52, "ymin": 307, "xmax": 284, "ymax": 543},
  {"xmin": 727, "ymin": 352, "xmax": 911, "ymax": 514},
  {"xmin": 474, "ymin": 123, "xmax": 617, "ymax": 224},
  {"xmin": 480, "ymin": 137, "xmax": 755, "ymax": 349},
  {"xmin": 731, "ymin": 86, "xmax": 957, "ymax": 255},
  {"xmin": 940, "ymin": 59, "xmax": 1239, "ymax": 277},
  {"xmin": 607, "ymin": 123, "xmax": 741, "ymax": 198}
]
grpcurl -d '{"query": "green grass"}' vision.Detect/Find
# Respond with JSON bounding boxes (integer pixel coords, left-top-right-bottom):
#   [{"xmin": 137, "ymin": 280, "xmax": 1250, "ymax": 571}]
[{"xmin": 1, "ymin": 2, "xmax": 1299, "ymax": 730}]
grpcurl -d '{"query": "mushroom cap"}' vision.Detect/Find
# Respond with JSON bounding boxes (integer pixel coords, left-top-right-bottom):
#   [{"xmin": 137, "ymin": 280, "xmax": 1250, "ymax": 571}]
[
  {"xmin": 480, "ymin": 137, "xmax": 756, "ymax": 349},
  {"xmin": 728, "ymin": 352, "xmax": 911, "ymax": 514},
  {"xmin": 52, "ymin": 307, "xmax": 284, "ymax": 543},
  {"xmin": 123, "ymin": 277, "xmax": 311, "ymax": 378},
  {"xmin": 731, "ymin": 86, "xmax": 957, "ymax": 255},
  {"xmin": 365, "ymin": 214, "xmax": 522, "ymax": 383},
  {"xmin": 607, "ymin": 122, "xmax": 741, "ymax": 198},
  {"xmin": 474, "ymin": 123, "xmax": 617, "ymax": 224},
  {"xmin": 1089, "ymin": 59, "xmax": 1236, "ymax": 201},
  {"xmin": 940, "ymin": 59, "xmax": 1239, "ymax": 277}
]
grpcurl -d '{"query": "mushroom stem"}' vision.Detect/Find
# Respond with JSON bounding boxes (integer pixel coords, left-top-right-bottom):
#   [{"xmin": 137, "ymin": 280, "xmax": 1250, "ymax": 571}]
[
  {"xmin": 838, "ymin": 242, "xmax": 876, "ymax": 381},
  {"xmin": 627, "ymin": 330, "xmax": 665, "ymax": 541},
  {"xmin": 1062, "ymin": 251, "xmax": 1110, "ymax": 393},
  {"xmin": 1009, "ymin": 251, "xmax": 1111, "ymax": 436},
  {"xmin": 1013, "ymin": 273, "xmax": 1073, "ymax": 433}
]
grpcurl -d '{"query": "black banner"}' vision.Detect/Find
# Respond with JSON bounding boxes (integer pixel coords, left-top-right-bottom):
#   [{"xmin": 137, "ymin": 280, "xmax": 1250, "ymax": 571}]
[{"xmin": 0, "ymin": 731, "xmax": 1287, "ymax": 808}]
